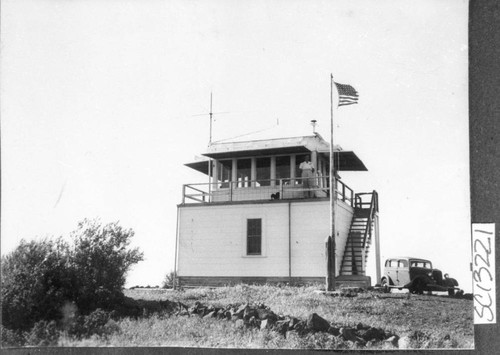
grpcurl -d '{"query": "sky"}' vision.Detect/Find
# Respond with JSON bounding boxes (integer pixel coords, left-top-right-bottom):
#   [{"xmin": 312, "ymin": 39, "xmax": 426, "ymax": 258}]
[{"xmin": 1, "ymin": 0, "xmax": 470, "ymax": 290}]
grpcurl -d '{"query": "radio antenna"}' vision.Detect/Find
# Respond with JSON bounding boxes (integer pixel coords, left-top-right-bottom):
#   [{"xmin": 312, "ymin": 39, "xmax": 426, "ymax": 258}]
[{"xmin": 192, "ymin": 93, "xmax": 229, "ymax": 146}]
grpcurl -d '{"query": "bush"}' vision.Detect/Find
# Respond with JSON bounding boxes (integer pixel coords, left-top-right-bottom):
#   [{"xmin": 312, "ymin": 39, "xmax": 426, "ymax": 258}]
[
  {"xmin": 24, "ymin": 320, "xmax": 60, "ymax": 346},
  {"xmin": 68, "ymin": 309, "xmax": 119, "ymax": 339},
  {"xmin": 70, "ymin": 219, "xmax": 144, "ymax": 313},
  {"xmin": 1, "ymin": 219, "xmax": 143, "ymax": 334},
  {"xmin": 162, "ymin": 270, "xmax": 176, "ymax": 289},
  {"xmin": 1, "ymin": 325, "xmax": 25, "ymax": 347},
  {"xmin": 1, "ymin": 238, "xmax": 74, "ymax": 331}
]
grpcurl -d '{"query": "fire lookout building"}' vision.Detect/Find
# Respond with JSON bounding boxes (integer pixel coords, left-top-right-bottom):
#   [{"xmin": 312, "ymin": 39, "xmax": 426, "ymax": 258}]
[{"xmin": 175, "ymin": 133, "xmax": 380, "ymax": 288}]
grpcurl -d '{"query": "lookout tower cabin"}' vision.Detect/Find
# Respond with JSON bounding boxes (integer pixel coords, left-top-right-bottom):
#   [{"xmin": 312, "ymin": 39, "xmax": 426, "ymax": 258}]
[{"xmin": 175, "ymin": 133, "xmax": 380, "ymax": 288}]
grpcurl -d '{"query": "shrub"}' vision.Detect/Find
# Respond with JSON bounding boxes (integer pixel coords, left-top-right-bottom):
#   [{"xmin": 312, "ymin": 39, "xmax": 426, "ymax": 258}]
[
  {"xmin": 24, "ymin": 320, "xmax": 60, "ymax": 346},
  {"xmin": 162, "ymin": 270, "xmax": 176, "ymax": 289},
  {"xmin": 1, "ymin": 238, "xmax": 74, "ymax": 331},
  {"xmin": 1, "ymin": 325, "xmax": 25, "ymax": 347},
  {"xmin": 69, "ymin": 219, "xmax": 143, "ymax": 313},
  {"xmin": 1, "ymin": 219, "xmax": 144, "ymax": 334},
  {"xmin": 68, "ymin": 309, "xmax": 119, "ymax": 339}
]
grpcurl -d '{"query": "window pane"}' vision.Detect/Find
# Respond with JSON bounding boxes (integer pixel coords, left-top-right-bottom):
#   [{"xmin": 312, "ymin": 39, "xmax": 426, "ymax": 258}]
[
  {"xmin": 276, "ymin": 156, "xmax": 290, "ymax": 185},
  {"xmin": 237, "ymin": 159, "xmax": 251, "ymax": 187},
  {"xmin": 247, "ymin": 219, "xmax": 262, "ymax": 255},
  {"xmin": 219, "ymin": 160, "xmax": 232, "ymax": 188},
  {"xmin": 256, "ymin": 157, "xmax": 270, "ymax": 186}
]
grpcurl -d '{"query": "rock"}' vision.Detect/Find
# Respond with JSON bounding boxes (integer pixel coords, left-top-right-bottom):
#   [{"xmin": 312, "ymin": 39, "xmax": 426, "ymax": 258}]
[
  {"xmin": 398, "ymin": 336, "xmax": 411, "ymax": 349},
  {"xmin": 248, "ymin": 316, "xmax": 261, "ymax": 328},
  {"xmin": 257, "ymin": 308, "xmax": 277, "ymax": 321},
  {"xmin": 385, "ymin": 335, "xmax": 400, "ymax": 347},
  {"xmin": 358, "ymin": 327, "xmax": 386, "ymax": 341},
  {"xmin": 340, "ymin": 327, "xmax": 365, "ymax": 344},
  {"xmin": 306, "ymin": 313, "xmax": 331, "ymax": 332},
  {"xmin": 203, "ymin": 311, "xmax": 216, "ymax": 318},
  {"xmin": 356, "ymin": 322, "xmax": 368, "ymax": 330},
  {"xmin": 327, "ymin": 326, "xmax": 340, "ymax": 336},
  {"xmin": 244, "ymin": 307, "xmax": 258, "ymax": 320},
  {"xmin": 275, "ymin": 320, "xmax": 289, "ymax": 336},
  {"xmin": 235, "ymin": 319, "xmax": 245, "ymax": 328},
  {"xmin": 288, "ymin": 317, "xmax": 300, "ymax": 330},
  {"xmin": 260, "ymin": 319, "xmax": 272, "ymax": 330},
  {"xmin": 294, "ymin": 320, "xmax": 306, "ymax": 332},
  {"xmin": 197, "ymin": 307, "xmax": 207, "ymax": 317},
  {"xmin": 232, "ymin": 304, "xmax": 247, "ymax": 318}
]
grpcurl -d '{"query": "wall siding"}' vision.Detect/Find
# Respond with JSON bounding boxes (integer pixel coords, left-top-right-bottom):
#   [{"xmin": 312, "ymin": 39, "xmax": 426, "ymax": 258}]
[{"xmin": 177, "ymin": 200, "xmax": 353, "ymax": 279}]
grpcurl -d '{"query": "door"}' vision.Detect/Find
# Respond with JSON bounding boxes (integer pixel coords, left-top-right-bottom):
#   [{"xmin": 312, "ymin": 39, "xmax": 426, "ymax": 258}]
[
  {"xmin": 397, "ymin": 259, "xmax": 410, "ymax": 286},
  {"xmin": 385, "ymin": 259, "xmax": 399, "ymax": 285}
]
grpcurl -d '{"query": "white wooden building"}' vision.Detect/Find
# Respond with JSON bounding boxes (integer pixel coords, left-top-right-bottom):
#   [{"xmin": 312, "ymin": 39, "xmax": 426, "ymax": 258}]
[{"xmin": 175, "ymin": 133, "xmax": 380, "ymax": 288}]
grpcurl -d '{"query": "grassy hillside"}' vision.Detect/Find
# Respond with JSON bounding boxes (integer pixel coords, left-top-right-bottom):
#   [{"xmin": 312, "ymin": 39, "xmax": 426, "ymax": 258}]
[{"xmin": 59, "ymin": 284, "xmax": 473, "ymax": 349}]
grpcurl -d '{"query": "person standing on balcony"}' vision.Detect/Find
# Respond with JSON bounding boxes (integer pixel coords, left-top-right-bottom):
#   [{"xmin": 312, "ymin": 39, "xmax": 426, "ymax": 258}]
[{"xmin": 299, "ymin": 155, "xmax": 315, "ymax": 198}]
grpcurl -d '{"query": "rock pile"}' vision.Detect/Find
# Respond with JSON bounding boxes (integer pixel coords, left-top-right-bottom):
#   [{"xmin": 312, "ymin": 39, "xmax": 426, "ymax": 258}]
[{"xmin": 175, "ymin": 301, "xmax": 399, "ymax": 347}]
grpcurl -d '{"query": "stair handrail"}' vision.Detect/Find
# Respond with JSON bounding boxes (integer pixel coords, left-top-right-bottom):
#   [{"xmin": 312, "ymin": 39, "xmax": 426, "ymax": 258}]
[
  {"xmin": 362, "ymin": 190, "xmax": 378, "ymax": 250},
  {"xmin": 359, "ymin": 190, "xmax": 377, "ymax": 274}
]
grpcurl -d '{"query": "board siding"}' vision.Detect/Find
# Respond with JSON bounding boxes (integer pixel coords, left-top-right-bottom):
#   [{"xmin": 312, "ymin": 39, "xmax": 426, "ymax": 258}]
[
  {"xmin": 177, "ymin": 200, "xmax": 354, "ymax": 280},
  {"xmin": 178, "ymin": 276, "xmax": 325, "ymax": 287}
]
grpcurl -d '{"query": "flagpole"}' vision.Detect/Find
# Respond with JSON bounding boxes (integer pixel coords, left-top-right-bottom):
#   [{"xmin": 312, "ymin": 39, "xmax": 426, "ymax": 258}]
[{"xmin": 329, "ymin": 74, "xmax": 337, "ymax": 291}]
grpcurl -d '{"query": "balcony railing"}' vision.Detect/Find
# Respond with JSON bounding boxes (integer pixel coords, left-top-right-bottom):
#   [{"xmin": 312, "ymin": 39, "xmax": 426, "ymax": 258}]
[{"xmin": 182, "ymin": 176, "xmax": 359, "ymax": 207}]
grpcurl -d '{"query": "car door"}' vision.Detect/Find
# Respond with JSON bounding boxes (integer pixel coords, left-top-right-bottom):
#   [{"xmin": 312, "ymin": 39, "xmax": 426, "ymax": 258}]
[
  {"xmin": 385, "ymin": 259, "xmax": 399, "ymax": 285},
  {"xmin": 397, "ymin": 259, "xmax": 410, "ymax": 286}
]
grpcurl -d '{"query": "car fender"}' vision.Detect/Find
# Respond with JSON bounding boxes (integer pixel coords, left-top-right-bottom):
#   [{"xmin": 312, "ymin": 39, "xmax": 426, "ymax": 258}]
[
  {"xmin": 382, "ymin": 275, "xmax": 394, "ymax": 286},
  {"xmin": 405, "ymin": 275, "xmax": 432, "ymax": 289},
  {"xmin": 443, "ymin": 277, "xmax": 459, "ymax": 288}
]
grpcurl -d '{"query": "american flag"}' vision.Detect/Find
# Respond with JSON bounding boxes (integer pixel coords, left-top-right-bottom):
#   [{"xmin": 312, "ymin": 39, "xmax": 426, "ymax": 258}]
[{"xmin": 334, "ymin": 82, "xmax": 359, "ymax": 107}]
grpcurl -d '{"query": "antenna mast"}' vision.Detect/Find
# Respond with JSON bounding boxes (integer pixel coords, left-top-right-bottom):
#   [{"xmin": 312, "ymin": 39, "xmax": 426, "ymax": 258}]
[{"xmin": 209, "ymin": 92, "xmax": 213, "ymax": 145}]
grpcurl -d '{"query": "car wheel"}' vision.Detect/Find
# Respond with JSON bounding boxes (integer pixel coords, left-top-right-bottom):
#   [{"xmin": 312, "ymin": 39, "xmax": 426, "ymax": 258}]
[
  {"xmin": 381, "ymin": 278, "xmax": 390, "ymax": 293},
  {"xmin": 411, "ymin": 279, "xmax": 425, "ymax": 295}
]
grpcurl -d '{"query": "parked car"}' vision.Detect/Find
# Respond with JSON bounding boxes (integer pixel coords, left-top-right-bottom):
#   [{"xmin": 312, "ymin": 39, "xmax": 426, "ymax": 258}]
[{"xmin": 381, "ymin": 257, "xmax": 459, "ymax": 295}]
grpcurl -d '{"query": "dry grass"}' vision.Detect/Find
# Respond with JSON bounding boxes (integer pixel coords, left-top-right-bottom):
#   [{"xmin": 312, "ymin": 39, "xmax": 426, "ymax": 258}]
[{"xmin": 59, "ymin": 284, "xmax": 474, "ymax": 349}]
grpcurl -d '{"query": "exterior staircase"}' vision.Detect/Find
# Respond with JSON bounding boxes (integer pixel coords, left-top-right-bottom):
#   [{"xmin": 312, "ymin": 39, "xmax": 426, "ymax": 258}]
[{"xmin": 339, "ymin": 191, "xmax": 378, "ymax": 278}]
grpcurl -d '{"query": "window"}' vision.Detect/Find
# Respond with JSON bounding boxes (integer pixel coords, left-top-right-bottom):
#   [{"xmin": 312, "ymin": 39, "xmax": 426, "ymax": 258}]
[
  {"xmin": 237, "ymin": 159, "xmax": 251, "ymax": 187},
  {"xmin": 218, "ymin": 160, "xmax": 232, "ymax": 187},
  {"xmin": 247, "ymin": 219, "xmax": 262, "ymax": 255},
  {"xmin": 398, "ymin": 260, "xmax": 408, "ymax": 267},
  {"xmin": 256, "ymin": 157, "xmax": 271, "ymax": 186},
  {"xmin": 389, "ymin": 260, "xmax": 398, "ymax": 267},
  {"xmin": 410, "ymin": 261, "xmax": 432, "ymax": 269},
  {"xmin": 275, "ymin": 155, "xmax": 290, "ymax": 185},
  {"xmin": 295, "ymin": 154, "xmax": 309, "ymax": 182}
]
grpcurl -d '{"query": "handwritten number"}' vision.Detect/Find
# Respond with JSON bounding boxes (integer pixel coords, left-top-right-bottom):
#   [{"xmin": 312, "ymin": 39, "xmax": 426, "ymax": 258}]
[
  {"xmin": 473, "ymin": 237, "xmax": 491, "ymax": 256},
  {"xmin": 474, "ymin": 293, "xmax": 494, "ymax": 322},
  {"xmin": 474, "ymin": 253, "xmax": 490, "ymax": 268},
  {"xmin": 473, "ymin": 266, "xmax": 493, "ymax": 283}
]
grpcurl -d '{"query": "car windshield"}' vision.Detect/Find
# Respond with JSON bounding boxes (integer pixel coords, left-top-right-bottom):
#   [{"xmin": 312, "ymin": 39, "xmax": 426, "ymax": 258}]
[{"xmin": 410, "ymin": 260, "xmax": 432, "ymax": 268}]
